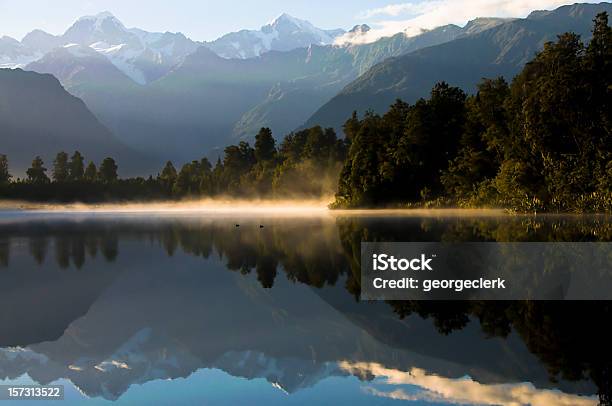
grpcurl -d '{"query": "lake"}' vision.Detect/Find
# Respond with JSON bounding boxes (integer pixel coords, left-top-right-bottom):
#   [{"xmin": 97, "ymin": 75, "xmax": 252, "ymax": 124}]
[{"xmin": 0, "ymin": 208, "xmax": 610, "ymax": 405}]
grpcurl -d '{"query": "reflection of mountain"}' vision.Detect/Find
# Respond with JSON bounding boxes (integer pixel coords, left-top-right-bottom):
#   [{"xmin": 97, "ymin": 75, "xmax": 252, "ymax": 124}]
[
  {"xmin": 0, "ymin": 215, "xmax": 607, "ymax": 403},
  {"xmin": 213, "ymin": 351, "xmax": 345, "ymax": 394},
  {"xmin": 0, "ymin": 263, "xmax": 120, "ymax": 347},
  {"xmin": 3, "ymin": 253, "xmax": 363, "ymax": 399}
]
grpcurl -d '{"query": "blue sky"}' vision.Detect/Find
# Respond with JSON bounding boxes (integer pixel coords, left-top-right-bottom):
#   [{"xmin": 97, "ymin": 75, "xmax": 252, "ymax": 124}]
[{"xmin": 0, "ymin": 0, "xmax": 600, "ymax": 42}]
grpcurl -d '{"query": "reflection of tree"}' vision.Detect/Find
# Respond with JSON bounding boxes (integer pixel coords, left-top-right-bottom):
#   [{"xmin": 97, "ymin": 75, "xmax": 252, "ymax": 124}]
[
  {"xmin": 101, "ymin": 235, "xmax": 118, "ymax": 262},
  {"xmin": 54, "ymin": 237, "xmax": 70, "ymax": 269},
  {"xmin": 0, "ymin": 238, "xmax": 8, "ymax": 267},
  {"xmin": 256, "ymin": 257, "xmax": 277, "ymax": 288},
  {"xmin": 71, "ymin": 239, "xmax": 85, "ymax": 269},
  {"xmin": 336, "ymin": 216, "xmax": 612, "ymax": 405},
  {"xmin": 85, "ymin": 236, "xmax": 98, "ymax": 259},
  {"xmin": 29, "ymin": 237, "xmax": 48, "ymax": 265},
  {"xmin": 53, "ymin": 234, "xmax": 91, "ymax": 268},
  {"xmin": 510, "ymin": 302, "xmax": 611, "ymax": 405},
  {"xmin": 385, "ymin": 300, "xmax": 612, "ymax": 405},
  {"xmin": 202, "ymin": 220, "xmax": 347, "ymax": 288}
]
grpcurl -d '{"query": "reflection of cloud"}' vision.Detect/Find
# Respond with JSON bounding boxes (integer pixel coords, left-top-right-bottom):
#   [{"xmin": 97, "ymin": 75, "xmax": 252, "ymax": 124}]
[
  {"xmin": 339, "ymin": 361, "xmax": 597, "ymax": 406},
  {"xmin": 343, "ymin": 0, "xmax": 598, "ymax": 45}
]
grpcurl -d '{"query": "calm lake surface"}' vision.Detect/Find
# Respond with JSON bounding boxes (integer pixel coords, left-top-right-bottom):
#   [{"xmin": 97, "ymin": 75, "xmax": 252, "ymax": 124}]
[{"xmin": 0, "ymin": 209, "xmax": 610, "ymax": 405}]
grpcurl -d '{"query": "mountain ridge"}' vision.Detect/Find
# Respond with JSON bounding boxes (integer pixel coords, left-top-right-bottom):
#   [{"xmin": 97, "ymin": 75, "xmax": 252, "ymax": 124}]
[
  {"xmin": 0, "ymin": 68, "xmax": 145, "ymax": 176},
  {"xmin": 26, "ymin": 17, "xmax": 487, "ymax": 166},
  {"xmin": 206, "ymin": 13, "xmax": 345, "ymax": 59},
  {"xmin": 1, "ymin": 11, "xmax": 199, "ymax": 84},
  {"xmin": 304, "ymin": 2, "xmax": 612, "ymax": 133},
  {"xmin": 6, "ymin": 4, "xmax": 607, "ymax": 174}
]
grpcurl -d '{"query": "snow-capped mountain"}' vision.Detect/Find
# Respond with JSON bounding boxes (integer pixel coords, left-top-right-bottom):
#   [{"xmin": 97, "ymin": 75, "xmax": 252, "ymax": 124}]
[
  {"xmin": 27, "ymin": 43, "xmax": 136, "ymax": 90},
  {"xmin": 63, "ymin": 12, "xmax": 135, "ymax": 46},
  {"xmin": 2, "ymin": 11, "xmax": 345, "ymax": 81},
  {"xmin": 1, "ymin": 12, "xmax": 200, "ymax": 84},
  {"xmin": 0, "ymin": 29, "xmax": 64, "ymax": 69},
  {"xmin": 21, "ymin": 29, "xmax": 64, "ymax": 54},
  {"xmin": 0, "ymin": 36, "xmax": 42, "ymax": 68},
  {"xmin": 58, "ymin": 12, "xmax": 200, "ymax": 84},
  {"xmin": 206, "ymin": 13, "xmax": 345, "ymax": 59}
]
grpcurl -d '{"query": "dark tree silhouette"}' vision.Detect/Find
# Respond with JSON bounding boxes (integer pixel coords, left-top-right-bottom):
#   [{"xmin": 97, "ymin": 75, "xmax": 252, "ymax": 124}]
[
  {"xmin": 69, "ymin": 151, "xmax": 85, "ymax": 181},
  {"xmin": 26, "ymin": 156, "xmax": 50, "ymax": 184},
  {"xmin": 84, "ymin": 161, "xmax": 97, "ymax": 182},
  {"xmin": 254, "ymin": 127, "xmax": 276, "ymax": 162},
  {"xmin": 98, "ymin": 158, "xmax": 118, "ymax": 183},
  {"xmin": 52, "ymin": 151, "xmax": 69, "ymax": 183},
  {"xmin": 0, "ymin": 154, "xmax": 10, "ymax": 184}
]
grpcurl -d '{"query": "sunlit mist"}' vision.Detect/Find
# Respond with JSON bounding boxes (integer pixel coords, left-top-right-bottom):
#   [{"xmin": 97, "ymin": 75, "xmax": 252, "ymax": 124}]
[
  {"xmin": 0, "ymin": 199, "xmax": 520, "ymax": 218},
  {"xmin": 0, "ymin": 198, "xmax": 334, "ymax": 216}
]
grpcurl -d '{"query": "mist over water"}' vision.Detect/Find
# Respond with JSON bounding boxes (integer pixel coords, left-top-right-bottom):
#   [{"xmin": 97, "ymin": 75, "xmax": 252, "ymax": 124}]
[{"xmin": 0, "ymin": 198, "xmax": 333, "ymax": 214}]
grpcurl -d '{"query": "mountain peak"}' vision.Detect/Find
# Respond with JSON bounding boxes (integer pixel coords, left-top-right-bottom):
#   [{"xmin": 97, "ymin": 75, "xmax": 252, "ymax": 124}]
[
  {"xmin": 349, "ymin": 24, "xmax": 371, "ymax": 34},
  {"xmin": 272, "ymin": 13, "xmax": 300, "ymax": 24},
  {"xmin": 209, "ymin": 14, "xmax": 343, "ymax": 59},
  {"xmin": 268, "ymin": 13, "xmax": 315, "ymax": 31},
  {"xmin": 462, "ymin": 17, "xmax": 511, "ymax": 36},
  {"xmin": 78, "ymin": 11, "xmax": 119, "ymax": 23},
  {"xmin": 0, "ymin": 35, "xmax": 20, "ymax": 44},
  {"xmin": 21, "ymin": 29, "xmax": 62, "ymax": 54},
  {"xmin": 71, "ymin": 11, "xmax": 126, "ymax": 34},
  {"xmin": 63, "ymin": 11, "xmax": 130, "ymax": 47}
]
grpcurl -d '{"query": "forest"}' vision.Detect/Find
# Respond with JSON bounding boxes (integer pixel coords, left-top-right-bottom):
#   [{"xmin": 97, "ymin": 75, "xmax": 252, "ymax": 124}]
[
  {"xmin": 0, "ymin": 125, "xmax": 347, "ymax": 202},
  {"xmin": 0, "ymin": 13, "xmax": 610, "ymax": 212},
  {"xmin": 333, "ymin": 12, "xmax": 611, "ymax": 212}
]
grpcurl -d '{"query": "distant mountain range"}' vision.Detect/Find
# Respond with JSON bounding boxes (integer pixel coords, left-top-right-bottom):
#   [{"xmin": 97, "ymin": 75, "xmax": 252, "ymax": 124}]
[
  {"xmin": 1, "ymin": 12, "xmax": 199, "ymax": 84},
  {"xmin": 206, "ymin": 13, "xmax": 345, "ymax": 59},
  {"xmin": 0, "ymin": 12, "xmax": 345, "ymax": 83},
  {"xmin": 305, "ymin": 2, "xmax": 612, "ymax": 132},
  {"xmin": 18, "ymin": 12, "xmax": 505, "ymax": 168},
  {"xmin": 1, "ymin": 3, "xmax": 610, "ymax": 174}
]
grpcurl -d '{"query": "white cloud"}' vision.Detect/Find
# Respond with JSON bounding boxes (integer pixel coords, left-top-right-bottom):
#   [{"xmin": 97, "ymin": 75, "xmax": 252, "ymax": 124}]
[
  {"xmin": 341, "ymin": 0, "xmax": 598, "ymax": 45},
  {"xmin": 357, "ymin": 2, "xmax": 442, "ymax": 19}
]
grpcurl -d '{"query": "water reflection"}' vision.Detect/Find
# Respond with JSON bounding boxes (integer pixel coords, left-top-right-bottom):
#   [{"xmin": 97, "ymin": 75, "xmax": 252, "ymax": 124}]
[
  {"xmin": 341, "ymin": 362, "xmax": 595, "ymax": 406},
  {"xmin": 0, "ymin": 212, "xmax": 609, "ymax": 405}
]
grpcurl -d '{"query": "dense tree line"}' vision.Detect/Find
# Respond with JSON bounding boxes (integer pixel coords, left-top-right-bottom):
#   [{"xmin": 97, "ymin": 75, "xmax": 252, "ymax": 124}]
[
  {"xmin": 0, "ymin": 151, "xmax": 161, "ymax": 202},
  {"xmin": 0, "ymin": 125, "xmax": 346, "ymax": 202},
  {"xmin": 333, "ymin": 13, "xmax": 611, "ymax": 212},
  {"xmin": 158, "ymin": 125, "xmax": 346, "ymax": 198}
]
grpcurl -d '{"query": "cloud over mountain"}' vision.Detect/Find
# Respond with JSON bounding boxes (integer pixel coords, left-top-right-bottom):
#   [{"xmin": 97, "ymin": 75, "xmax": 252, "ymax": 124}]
[{"xmin": 348, "ymin": 0, "xmax": 601, "ymax": 44}]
